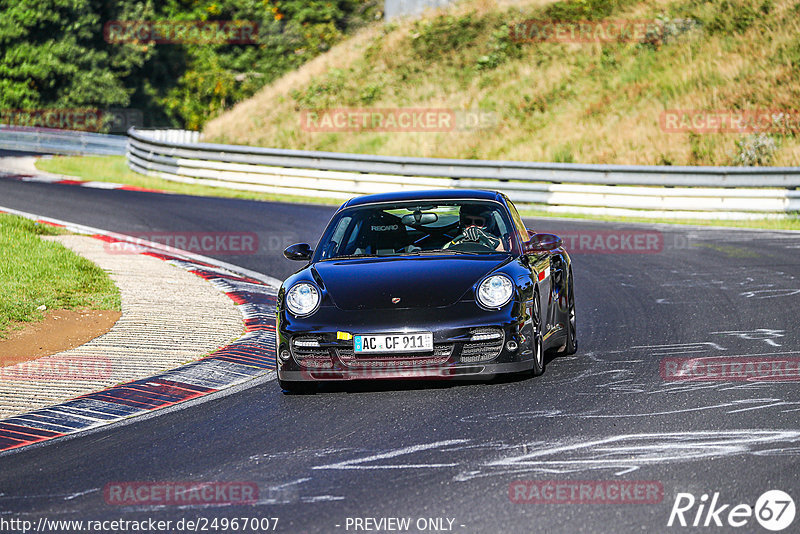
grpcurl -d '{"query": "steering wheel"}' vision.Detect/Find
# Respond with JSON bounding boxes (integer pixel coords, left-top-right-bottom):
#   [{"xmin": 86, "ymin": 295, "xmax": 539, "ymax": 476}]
[
  {"xmin": 448, "ymin": 225, "xmax": 501, "ymax": 249},
  {"xmin": 448, "ymin": 233, "xmax": 468, "ymax": 246}
]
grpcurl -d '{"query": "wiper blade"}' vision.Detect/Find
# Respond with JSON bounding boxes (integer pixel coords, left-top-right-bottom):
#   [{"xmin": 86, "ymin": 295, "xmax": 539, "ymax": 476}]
[
  {"xmin": 324, "ymin": 254, "xmax": 378, "ymax": 260},
  {"xmin": 402, "ymin": 249, "xmax": 483, "ymax": 256}
]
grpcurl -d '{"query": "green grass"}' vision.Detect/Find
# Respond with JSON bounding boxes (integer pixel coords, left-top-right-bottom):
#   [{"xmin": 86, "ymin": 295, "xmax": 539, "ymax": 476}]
[
  {"xmin": 202, "ymin": 0, "xmax": 800, "ymax": 167},
  {"xmin": 0, "ymin": 214, "xmax": 121, "ymax": 337},
  {"xmin": 34, "ymin": 156, "xmax": 342, "ymax": 206}
]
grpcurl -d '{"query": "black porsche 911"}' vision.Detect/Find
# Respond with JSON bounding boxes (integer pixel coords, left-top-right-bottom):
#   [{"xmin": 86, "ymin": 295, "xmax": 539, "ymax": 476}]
[{"xmin": 276, "ymin": 189, "xmax": 576, "ymax": 393}]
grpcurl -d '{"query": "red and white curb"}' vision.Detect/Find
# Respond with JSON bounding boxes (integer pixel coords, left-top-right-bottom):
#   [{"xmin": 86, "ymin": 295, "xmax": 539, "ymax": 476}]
[
  {"xmin": 0, "ymin": 170, "xmax": 164, "ymax": 193},
  {"xmin": 0, "ymin": 206, "xmax": 281, "ymax": 454}
]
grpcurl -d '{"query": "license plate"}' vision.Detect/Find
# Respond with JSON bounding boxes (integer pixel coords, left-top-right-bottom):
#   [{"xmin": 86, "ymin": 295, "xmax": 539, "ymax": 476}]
[{"xmin": 354, "ymin": 332, "xmax": 433, "ymax": 354}]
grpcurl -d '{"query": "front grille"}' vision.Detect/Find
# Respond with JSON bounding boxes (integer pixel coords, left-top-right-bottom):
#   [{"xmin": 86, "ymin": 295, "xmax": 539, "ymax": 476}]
[
  {"xmin": 336, "ymin": 344, "xmax": 453, "ymax": 368},
  {"xmin": 291, "ymin": 336, "xmax": 333, "ymax": 369},
  {"xmin": 460, "ymin": 328, "xmax": 504, "ymax": 363}
]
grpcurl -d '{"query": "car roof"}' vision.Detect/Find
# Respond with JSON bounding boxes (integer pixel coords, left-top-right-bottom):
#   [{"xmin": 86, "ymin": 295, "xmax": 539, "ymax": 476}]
[{"xmin": 341, "ymin": 189, "xmax": 504, "ymax": 209}]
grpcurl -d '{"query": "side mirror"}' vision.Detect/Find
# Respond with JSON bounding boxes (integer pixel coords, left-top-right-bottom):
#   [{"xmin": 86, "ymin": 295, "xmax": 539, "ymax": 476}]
[
  {"xmin": 524, "ymin": 233, "xmax": 563, "ymax": 254},
  {"xmin": 283, "ymin": 243, "xmax": 313, "ymax": 261}
]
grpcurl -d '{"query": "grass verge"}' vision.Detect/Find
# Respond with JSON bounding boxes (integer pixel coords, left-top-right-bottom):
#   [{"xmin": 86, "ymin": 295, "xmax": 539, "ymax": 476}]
[
  {"xmin": 34, "ymin": 154, "xmax": 800, "ymax": 231},
  {"xmin": 34, "ymin": 155, "xmax": 342, "ymax": 206},
  {"xmin": 0, "ymin": 214, "xmax": 121, "ymax": 338}
]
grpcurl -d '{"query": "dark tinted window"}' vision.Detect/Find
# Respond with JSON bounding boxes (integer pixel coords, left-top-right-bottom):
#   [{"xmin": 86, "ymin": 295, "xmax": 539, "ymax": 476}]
[{"xmin": 316, "ymin": 200, "xmax": 516, "ymax": 260}]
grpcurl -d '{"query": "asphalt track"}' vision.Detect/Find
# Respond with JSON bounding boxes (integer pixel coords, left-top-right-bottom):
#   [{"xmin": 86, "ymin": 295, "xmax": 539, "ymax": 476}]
[{"xmin": 1, "ymin": 175, "xmax": 800, "ymax": 533}]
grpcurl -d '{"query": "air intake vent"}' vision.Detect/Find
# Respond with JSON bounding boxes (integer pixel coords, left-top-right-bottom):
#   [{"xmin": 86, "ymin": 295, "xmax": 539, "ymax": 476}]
[
  {"xmin": 292, "ymin": 336, "xmax": 333, "ymax": 368},
  {"xmin": 461, "ymin": 328, "xmax": 504, "ymax": 362},
  {"xmin": 336, "ymin": 344, "xmax": 453, "ymax": 367}
]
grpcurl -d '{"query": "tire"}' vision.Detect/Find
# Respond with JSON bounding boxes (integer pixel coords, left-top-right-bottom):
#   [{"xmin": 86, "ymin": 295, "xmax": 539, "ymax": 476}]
[
  {"xmin": 564, "ymin": 268, "xmax": 578, "ymax": 355},
  {"xmin": 278, "ymin": 378, "xmax": 316, "ymax": 394},
  {"xmin": 530, "ymin": 332, "xmax": 545, "ymax": 376},
  {"xmin": 529, "ymin": 292, "xmax": 545, "ymax": 377}
]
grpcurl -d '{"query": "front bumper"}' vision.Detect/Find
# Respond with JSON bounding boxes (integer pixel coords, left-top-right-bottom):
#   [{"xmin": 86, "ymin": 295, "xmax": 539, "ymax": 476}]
[
  {"xmin": 276, "ymin": 301, "xmax": 536, "ymax": 382},
  {"xmin": 278, "ymin": 360, "xmax": 534, "ymax": 381}
]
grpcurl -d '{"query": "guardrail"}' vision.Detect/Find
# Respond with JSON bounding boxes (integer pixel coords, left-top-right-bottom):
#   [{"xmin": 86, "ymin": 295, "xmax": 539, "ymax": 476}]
[
  {"xmin": 127, "ymin": 127, "xmax": 800, "ymax": 219},
  {"xmin": 0, "ymin": 126, "xmax": 127, "ymax": 156}
]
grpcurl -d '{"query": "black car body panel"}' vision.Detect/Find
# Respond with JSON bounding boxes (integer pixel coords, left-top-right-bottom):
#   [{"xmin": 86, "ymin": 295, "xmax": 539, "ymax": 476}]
[
  {"xmin": 314, "ymin": 255, "xmax": 509, "ymax": 310},
  {"xmin": 276, "ymin": 190, "xmax": 575, "ymax": 388}
]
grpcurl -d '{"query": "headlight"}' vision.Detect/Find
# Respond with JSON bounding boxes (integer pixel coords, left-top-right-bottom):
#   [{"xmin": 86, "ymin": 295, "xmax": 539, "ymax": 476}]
[
  {"xmin": 477, "ymin": 274, "xmax": 513, "ymax": 309},
  {"xmin": 285, "ymin": 282, "xmax": 320, "ymax": 316}
]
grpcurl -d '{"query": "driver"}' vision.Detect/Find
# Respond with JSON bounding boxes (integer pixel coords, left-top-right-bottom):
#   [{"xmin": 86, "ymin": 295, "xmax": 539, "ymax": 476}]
[{"xmin": 445, "ymin": 204, "xmax": 503, "ymax": 251}]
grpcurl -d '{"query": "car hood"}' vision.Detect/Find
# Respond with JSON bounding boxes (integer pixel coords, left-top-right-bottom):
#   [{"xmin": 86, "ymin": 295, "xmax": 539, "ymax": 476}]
[{"xmin": 313, "ymin": 255, "xmax": 509, "ymax": 310}]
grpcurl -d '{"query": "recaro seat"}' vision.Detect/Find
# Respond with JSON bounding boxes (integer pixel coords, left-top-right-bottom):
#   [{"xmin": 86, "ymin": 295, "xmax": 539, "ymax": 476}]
[{"xmin": 356, "ymin": 212, "xmax": 408, "ymax": 256}]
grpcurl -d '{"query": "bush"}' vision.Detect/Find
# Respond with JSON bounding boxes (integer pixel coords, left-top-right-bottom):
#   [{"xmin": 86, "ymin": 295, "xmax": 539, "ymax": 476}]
[
  {"xmin": 410, "ymin": 13, "xmax": 485, "ymax": 62},
  {"xmin": 731, "ymin": 133, "xmax": 777, "ymax": 166},
  {"xmin": 702, "ymin": 0, "xmax": 771, "ymax": 34},
  {"xmin": 477, "ymin": 25, "xmax": 521, "ymax": 70},
  {"xmin": 544, "ymin": 0, "xmax": 639, "ymax": 22},
  {"xmin": 0, "ymin": 0, "xmax": 380, "ymax": 130},
  {"xmin": 553, "ymin": 145, "xmax": 575, "ymax": 163},
  {"xmin": 291, "ymin": 69, "xmax": 349, "ymax": 109}
]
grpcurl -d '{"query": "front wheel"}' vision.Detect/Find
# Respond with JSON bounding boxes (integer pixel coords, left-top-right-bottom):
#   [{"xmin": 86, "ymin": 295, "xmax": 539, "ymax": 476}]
[
  {"xmin": 530, "ymin": 332, "xmax": 545, "ymax": 376},
  {"xmin": 529, "ymin": 292, "xmax": 545, "ymax": 376},
  {"xmin": 564, "ymin": 268, "xmax": 578, "ymax": 355}
]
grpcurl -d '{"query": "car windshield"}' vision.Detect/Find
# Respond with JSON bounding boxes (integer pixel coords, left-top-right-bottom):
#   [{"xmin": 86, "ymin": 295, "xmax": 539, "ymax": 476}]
[{"xmin": 315, "ymin": 200, "xmax": 516, "ymax": 261}]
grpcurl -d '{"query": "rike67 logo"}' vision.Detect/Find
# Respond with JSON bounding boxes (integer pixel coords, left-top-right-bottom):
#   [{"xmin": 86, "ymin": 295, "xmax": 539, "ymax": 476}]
[{"xmin": 668, "ymin": 490, "xmax": 795, "ymax": 531}]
